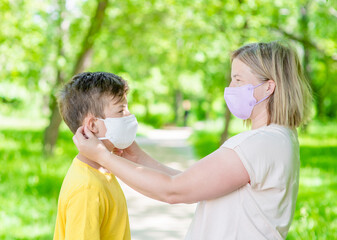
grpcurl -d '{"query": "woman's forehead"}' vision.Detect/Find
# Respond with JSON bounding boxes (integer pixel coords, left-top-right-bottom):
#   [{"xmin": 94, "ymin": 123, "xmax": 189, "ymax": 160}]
[{"xmin": 231, "ymin": 59, "xmax": 254, "ymax": 77}]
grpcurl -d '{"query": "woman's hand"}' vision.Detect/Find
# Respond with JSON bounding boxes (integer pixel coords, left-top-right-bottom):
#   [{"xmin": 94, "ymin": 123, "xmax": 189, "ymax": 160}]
[
  {"xmin": 112, "ymin": 147, "xmax": 123, "ymax": 157},
  {"xmin": 117, "ymin": 141, "xmax": 182, "ymax": 176},
  {"xmin": 73, "ymin": 126, "xmax": 110, "ymax": 164},
  {"xmin": 111, "ymin": 142, "xmax": 144, "ymax": 164},
  {"xmin": 119, "ymin": 142, "xmax": 143, "ymax": 163},
  {"xmin": 111, "ymin": 143, "xmax": 140, "ymax": 163}
]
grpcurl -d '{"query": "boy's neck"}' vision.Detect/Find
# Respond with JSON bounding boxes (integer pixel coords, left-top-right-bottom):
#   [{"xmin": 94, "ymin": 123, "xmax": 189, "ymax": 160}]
[{"xmin": 76, "ymin": 153, "xmax": 110, "ymax": 174}]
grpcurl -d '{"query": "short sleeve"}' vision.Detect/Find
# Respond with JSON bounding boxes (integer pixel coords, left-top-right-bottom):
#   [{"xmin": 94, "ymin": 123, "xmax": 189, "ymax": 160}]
[
  {"xmin": 64, "ymin": 188, "xmax": 104, "ymax": 240},
  {"xmin": 233, "ymin": 143, "xmax": 259, "ymax": 187},
  {"xmin": 222, "ymin": 127, "xmax": 295, "ymax": 189}
]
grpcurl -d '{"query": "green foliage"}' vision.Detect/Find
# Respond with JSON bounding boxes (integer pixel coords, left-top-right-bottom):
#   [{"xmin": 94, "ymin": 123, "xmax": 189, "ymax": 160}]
[
  {"xmin": 0, "ymin": 127, "xmax": 76, "ymax": 239},
  {"xmin": 189, "ymin": 130, "xmax": 220, "ymax": 158},
  {"xmin": 0, "ymin": 0, "xmax": 336, "ymax": 236},
  {"xmin": 1, "ymin": 0, "xmax": 336, "ymax": 126},
  {"xmin": 189, "ymin": 121, "xmax": 337, "ymax": 239},
  {"xmin": 1, "ymin": 119, "xmax": 336, "ymax": 238},
  {"xmin": 138, "ymin": 113, "xmax": 171, "ymax": 129}
]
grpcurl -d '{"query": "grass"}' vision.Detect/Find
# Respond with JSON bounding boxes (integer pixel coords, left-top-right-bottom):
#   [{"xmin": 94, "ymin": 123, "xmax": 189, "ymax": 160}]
[
  {"xmin": 0, "ymin": 127, "xmax": 76, "ymax": 239},
  {"xmin": 189, "ymin": 120, "xmax": 337, "ymax": 239},
  {"xmin": 0, "ymin": 118, "xmax": 151, "ymax": 240},
  {"xmin": 0, "ymin": 119, "xmax": 336, "ymax": 239}
]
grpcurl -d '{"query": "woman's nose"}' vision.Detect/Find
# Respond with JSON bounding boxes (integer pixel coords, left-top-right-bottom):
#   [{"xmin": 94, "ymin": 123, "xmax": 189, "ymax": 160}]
[{"xmin": 124, "ymin": 110, "xmax": 131, "ymax": 116}]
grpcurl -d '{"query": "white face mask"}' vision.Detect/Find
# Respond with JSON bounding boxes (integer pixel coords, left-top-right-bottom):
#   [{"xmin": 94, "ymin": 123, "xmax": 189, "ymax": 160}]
[{"xmin": 97, "ymin": 114, "xmax": 138, "ymax": 149}]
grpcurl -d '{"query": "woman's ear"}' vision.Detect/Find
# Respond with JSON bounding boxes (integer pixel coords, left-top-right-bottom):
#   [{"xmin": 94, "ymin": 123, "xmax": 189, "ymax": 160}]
[
  {"xmin": 266, "ymin": 79, "xmax": 276, "ymax": 95},
  {"xmin": 83, "ymin": 115, "xmax": 99, "ymax": 134}
]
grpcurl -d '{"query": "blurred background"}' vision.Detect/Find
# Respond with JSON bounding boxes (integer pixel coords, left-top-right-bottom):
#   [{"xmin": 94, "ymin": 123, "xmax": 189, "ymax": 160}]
[{"xmin": 0, "ymin": 0, "xmax": 336, "ymax": 239}]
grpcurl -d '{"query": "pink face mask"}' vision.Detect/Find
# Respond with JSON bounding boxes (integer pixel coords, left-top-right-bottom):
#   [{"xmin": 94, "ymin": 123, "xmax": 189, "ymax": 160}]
[{"xmin": 224, "ymin": 82, "xmax": 270, "ymax": 120}]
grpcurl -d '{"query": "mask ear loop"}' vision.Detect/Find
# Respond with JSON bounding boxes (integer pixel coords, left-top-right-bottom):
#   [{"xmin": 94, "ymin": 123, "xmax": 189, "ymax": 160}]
[
  {"xmin": 96, "ymin": 118, "xmax": 110, "ymax": 140},
  {"xmin": 255, "ymin": 94, "xmax": 271, "ymax": 105},
  {"xmin": 251, "ymin": 82, "xmax": 265, "ymax": 89},
  {"xmin": 252, "ymin": 82, "xmax": 271, "ymax": 105},
  {"xmin": 98, "ymin": 137, "xmax": 109, "ymax": 140}
]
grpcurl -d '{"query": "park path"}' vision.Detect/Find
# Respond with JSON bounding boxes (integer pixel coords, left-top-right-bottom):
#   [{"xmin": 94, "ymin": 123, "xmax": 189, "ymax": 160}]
[{"xmin": 118, "ymin": 127, "xmax": 197, "ymax": 240}]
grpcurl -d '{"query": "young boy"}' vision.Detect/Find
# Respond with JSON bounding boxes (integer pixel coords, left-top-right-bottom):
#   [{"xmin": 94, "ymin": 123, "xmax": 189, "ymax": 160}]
[{"xmin": 53, "ymin": 72, "xmax": 138, "ymax": 240}]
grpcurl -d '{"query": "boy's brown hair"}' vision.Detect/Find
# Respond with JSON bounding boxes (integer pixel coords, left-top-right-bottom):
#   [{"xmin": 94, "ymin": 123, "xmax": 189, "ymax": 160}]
[{"xmin": 58, "ymin": 72, "xmax": 129, "ymax": 133}]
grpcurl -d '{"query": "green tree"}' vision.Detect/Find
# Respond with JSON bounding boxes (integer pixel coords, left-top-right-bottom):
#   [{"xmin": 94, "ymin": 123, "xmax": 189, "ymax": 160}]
[{"xmin": 43, "ymin": 0, "xmax": 109, "ymax": 155}]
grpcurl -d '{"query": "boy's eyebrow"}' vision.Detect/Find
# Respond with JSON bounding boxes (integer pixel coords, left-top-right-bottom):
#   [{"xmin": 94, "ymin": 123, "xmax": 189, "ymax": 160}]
[
  {"xmin": 119, "ymin": 103, "xmax": 127, "ymax": 107},
  {"xmin": 232, "ymin": 74, "xmax": 241, "ymax": 78}
]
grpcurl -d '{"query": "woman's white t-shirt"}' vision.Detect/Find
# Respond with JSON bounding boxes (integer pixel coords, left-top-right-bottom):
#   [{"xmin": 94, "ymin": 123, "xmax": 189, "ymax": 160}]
[{"xmin": 185, "ymin": 124, "xmax": 300, "ymax": 240}]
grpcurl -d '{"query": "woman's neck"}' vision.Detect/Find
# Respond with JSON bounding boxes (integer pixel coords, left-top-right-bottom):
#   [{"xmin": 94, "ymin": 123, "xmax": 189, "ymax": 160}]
[{"xmin": 250, "ymin": 108, "xmax": 269, "ymax": 130}]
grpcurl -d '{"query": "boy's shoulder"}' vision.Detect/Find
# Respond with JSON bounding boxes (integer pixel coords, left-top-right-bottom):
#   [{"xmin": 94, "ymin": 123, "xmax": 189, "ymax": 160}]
[{"xmin": 59, "ymin": 158, "xmax": 108, "ymax": 200}]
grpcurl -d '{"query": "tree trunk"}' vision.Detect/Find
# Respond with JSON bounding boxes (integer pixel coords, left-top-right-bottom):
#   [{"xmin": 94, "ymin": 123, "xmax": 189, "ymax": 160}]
[
  {"xmin": 300, "ymin": 2, "xmax": 312, "ymax": 80},
  {"xmin": 174, "ymin": 89, "xmax": 182, "ymax": 125},
  {"xmin": 144, "ymin": 98, "xmax": 150, "ymax": 121},
  {"xmin": 43, "ymin": 0, "xmax": 66, "ymax": 155},
  {"xmin": 220, "ymin": 105, "xmax": 231, "ymax": 144},
  {"xmin": 219, "ymin": 0, "xmax": 248, "ymax": 145},
  {"xmin": 299, "ymin": 2, "xmax": 312, "ymax": 133},
  {"xmin": 72, "ymin": 0, "xmax": 109, "ymax": 75},
  {"xmin": 43, "ymin": 92, "xmax": 63, "ymax": 155},
  {"xmin": 43, "ymin": 0, "xmax": 109, "ymax": 155}
]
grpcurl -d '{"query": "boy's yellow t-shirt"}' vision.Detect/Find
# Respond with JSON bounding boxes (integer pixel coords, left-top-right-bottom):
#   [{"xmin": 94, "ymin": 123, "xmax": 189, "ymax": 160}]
[{"xmin": 53, "ymin": 158, "xmax": 131, "ymax": 240}]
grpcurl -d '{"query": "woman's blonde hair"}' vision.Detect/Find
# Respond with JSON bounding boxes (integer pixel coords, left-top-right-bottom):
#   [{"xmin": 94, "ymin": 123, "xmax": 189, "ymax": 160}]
[{"xmin": 232, "ymin": 41, "xmax": 312, "ymax": 128}]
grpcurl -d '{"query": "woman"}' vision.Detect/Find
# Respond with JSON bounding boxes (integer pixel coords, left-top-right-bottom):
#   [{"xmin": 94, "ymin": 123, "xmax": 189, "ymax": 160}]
[{"xmin": 73, "ymin": 41, "xmax": 312, "ymax": 239}]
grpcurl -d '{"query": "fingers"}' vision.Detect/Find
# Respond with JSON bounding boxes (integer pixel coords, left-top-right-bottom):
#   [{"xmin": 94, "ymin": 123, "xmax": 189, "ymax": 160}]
[
  {"xmin": 75, "ymin": 126, "xmax": 84, "ymax": 137},
  {"xmin": 72, "ymin": 126, "xmax": 85, "ymax": 149},
  {"xmin": 126, "ymin": 141, "xmax": 140, "ymax": 152},
  {"xmin": 83, "ymin": 125, "xmax": 95, "ymax": 138},
  {"xmin": 112, "ymin": 148, "xmax": 123, "ymax": 156},
  {"xmin": 74, "ymin": 126, "xmax": 85, "ymax": 141},
  {"xmin": 72, "ymin": 135, "xmax": 78, "ymax": 148}
]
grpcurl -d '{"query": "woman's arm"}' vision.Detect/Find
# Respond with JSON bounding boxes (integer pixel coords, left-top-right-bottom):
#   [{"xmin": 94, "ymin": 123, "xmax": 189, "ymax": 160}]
[
  {"xmin": 74, "ymin": 126, "xmax": 250, "ymax": 204},
  {"xmin": 119, "ymin": 141, "xmax": 181, "ymax": 176}
]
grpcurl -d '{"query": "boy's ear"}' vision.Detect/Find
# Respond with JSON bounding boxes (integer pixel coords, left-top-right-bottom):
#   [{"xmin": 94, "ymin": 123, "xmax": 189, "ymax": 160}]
[{"xmin": 83, "ymin": 115, "xmax": 99, "ymax": 134}]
